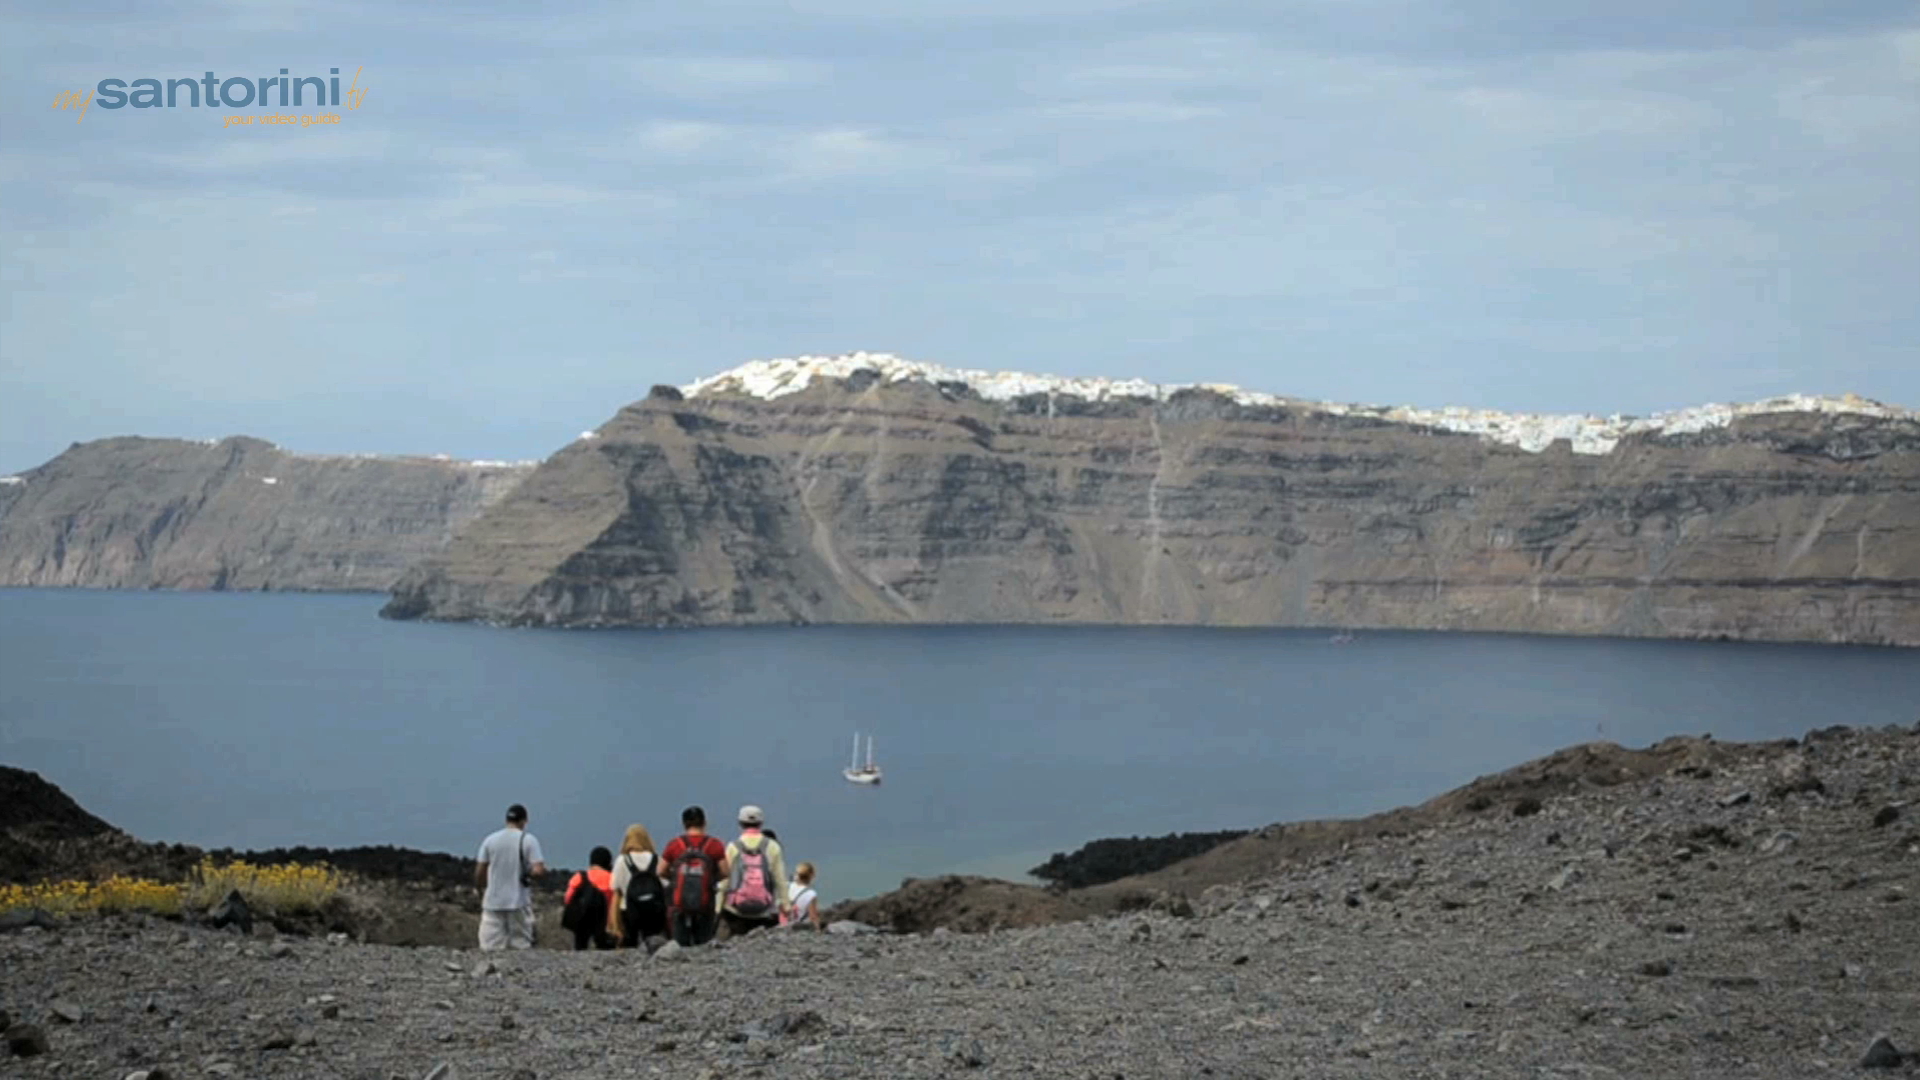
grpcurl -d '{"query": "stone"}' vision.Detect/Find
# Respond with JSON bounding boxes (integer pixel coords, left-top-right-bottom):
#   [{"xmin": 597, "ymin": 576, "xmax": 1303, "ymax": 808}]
[
  {"xmin": 767, "ymin": 1010, "xmax": 827, "ymax": 1037},
  {"xmin": 206, "ymin": 890, "xmax": 252, "ymax": 935},
  {"xmin": 652, "ymin": 941, "xmax": 685, "ymax": 962},
  {"xmin": 267, "ymin": 942, "xmax": 293, "ymax": 960},
  {"xmin": 827, "ymin": 920, "xmax": 878, "ymax": 935},
  {"xmin": 948, "ymin": 1038, "xmax": 989, "ymax": 1068},
  {"xmin": 442, "ymin": 961, "xmax": 463, "ymax": 973},
  {"xmin": 295, "ymin": 1028, "xmax": 318, "ymax": 1048},
  {"xmin": 1873, "ymin": 805, "xmax": 1901, "ymax": 828},
  {"xmin": 6, "ymin": 1024, "xmax": 50, "ymax": 1057},
  {"xmin": 321, "ymin": 1004, "xmax": 342, "ymax": 1020},
  {"xmin": 471, "ymin": 961, "xmax": 496, "ymax": 977},
  {"xmin": 1768, "ymin": 769, "xmax": 1824, "ymax": 799},
  {"xmin": 1861, "ymin": 1035, "xmax": 1904, "ymax": 1068},
  {"xmin": 424, "ymin": 1065, "xmax": 457, "ymax": 1080},
  {"xmin": 50, "ymin": 1000, "xmax": 82, "ymax": 1024},
  {"xmin": 1638, "ymin": 960, "xmax": 1673, "ymax": 977},
  {"xmin": 1759, "ymin": 831, "xmax": 1798, "ymax": 856},
  {"xmin": 1718, "ymin": 791, "xmax": 1752, "ymax": 808},
  {"xmin": 500, "ymin": 1014, "xmax": 519, "ymax": 1031},
  {"xmin": 262, "ymin": 1032, "xmax": 296, "ymax": 1050},
  {"xmin": 0, "ymin": 909, "xmax": 60, "ymax": 934},
  {"xmin": 1547, "ymin": 866, "xmax": 1579, "ymax": 892}
]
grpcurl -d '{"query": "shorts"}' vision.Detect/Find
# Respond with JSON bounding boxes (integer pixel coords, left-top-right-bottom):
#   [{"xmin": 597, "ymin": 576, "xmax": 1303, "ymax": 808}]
[{"xmin": 479, "ymin": 906, "xmax": 535, "ymax": 951}]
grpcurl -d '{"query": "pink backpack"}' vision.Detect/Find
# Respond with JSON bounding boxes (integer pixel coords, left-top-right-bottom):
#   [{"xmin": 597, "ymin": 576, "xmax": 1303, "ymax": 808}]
[{"xmin": 728, "ymin": 837, "xmax": 775, "ymax": 917}]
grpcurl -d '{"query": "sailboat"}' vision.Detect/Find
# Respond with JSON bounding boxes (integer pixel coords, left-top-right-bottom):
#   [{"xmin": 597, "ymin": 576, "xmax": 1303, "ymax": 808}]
[{"xmin": 843, "ymin": 732, "xmax": 882, "ymax": 786}]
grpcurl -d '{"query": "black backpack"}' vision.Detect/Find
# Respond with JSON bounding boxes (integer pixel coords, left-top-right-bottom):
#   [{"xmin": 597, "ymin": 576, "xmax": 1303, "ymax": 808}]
[
  {"xmin": 623, "ymin": 854, "xmax": 666, "ymax": 917},
  {"xmin": 561, "ymin": 871, "xmax": 606, "ymax": 933}
]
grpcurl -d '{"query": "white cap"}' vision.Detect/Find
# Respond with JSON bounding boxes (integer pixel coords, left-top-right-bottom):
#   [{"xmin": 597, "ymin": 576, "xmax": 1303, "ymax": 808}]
[{"xmin": 738, "ymin": 805, "xmax": 764, "ymax": 826}]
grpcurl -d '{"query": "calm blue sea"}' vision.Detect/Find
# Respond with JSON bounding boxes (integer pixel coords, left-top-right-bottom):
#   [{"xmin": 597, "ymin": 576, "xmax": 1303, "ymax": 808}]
[{"xmin": 2, "ymin": 588, "xmax": 1916, "ymax": 904}]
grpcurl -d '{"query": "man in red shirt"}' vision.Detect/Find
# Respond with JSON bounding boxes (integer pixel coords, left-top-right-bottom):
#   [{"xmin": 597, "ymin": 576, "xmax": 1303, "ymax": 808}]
[{"xmin": 659, "ymin": 805, "xmax": 729, "ymax": 947}]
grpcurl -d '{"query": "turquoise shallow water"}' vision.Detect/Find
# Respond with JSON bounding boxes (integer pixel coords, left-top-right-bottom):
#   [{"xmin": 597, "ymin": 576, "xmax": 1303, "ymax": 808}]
[{"xmin": 2, "ymin": 587, "xmax": 1916, "ymax": 905}]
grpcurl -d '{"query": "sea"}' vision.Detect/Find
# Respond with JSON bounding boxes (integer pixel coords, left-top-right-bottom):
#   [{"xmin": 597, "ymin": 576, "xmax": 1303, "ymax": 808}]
[{"xmin": 2, "ymin": 588, "xmax": 1916, "ymax": 905}]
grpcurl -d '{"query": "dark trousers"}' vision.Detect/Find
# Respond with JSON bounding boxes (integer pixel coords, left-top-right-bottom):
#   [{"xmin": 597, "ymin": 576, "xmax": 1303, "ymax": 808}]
[
  {"xmin": 720, "ymin": 910, "xmax": 779, "ymax": 940},
  {"xmin": 620, "ymin": 905, "xmax": 668, "ymax": 949},
  {"xmin": 572, "ymin": 928, "xmax": 615, "ymax": 951},
  {"xmin": 670, "ymin": 908, "xmax": 717, "ymax": 947}
]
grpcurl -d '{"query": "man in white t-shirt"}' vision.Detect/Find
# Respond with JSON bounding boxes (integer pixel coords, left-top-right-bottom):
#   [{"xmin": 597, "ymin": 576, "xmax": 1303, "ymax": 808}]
[{"xmin": 474, "ymin": 803, "xmax": 546, "ymax": 951}]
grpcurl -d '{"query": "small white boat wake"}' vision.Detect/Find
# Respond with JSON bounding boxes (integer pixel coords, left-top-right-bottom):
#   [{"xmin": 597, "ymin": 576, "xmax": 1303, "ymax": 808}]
[{"xmin": 844, "ymin": 732, "xmax": 882, "ymax": 786}]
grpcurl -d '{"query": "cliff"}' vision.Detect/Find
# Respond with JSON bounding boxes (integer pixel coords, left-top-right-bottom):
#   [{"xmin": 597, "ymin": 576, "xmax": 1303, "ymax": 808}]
[
  {"xmin": 0, "ymin": 436, "xmax": 534, "ymax": 592},
  {"xmin": 370, "ymin": 352, "xmax": 1915, "ymax": 645}
]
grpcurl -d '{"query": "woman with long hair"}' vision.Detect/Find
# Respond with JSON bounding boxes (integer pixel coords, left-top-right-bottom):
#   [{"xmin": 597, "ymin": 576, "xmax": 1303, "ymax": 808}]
[
  {"xmin": 608, "ymin": 823, "xmax": 668, "ymax": 948},
  {"xmin": 783, "ymin": 861, "xmax": 823, "ymax": 930}
]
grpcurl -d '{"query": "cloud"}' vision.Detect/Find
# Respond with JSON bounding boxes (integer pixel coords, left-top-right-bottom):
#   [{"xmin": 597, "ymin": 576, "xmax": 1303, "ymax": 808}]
[
  {"xmin": 635, "ymin": 120, "xmax": 734, "ymax": 155},
  {"xmin": 2, "ymin": 1, "xmax": 1918, "ymax": 475},
  {"xmin": 268, "ymin": 290, "xmax": 320, "ymax": 310},
  {"xmin": 626, "ymin": 56, "xmax": 830, "ymax": 97},
  {"xmin": 148, "ymin": 131, "xmax": 397, "ymax": 172}
]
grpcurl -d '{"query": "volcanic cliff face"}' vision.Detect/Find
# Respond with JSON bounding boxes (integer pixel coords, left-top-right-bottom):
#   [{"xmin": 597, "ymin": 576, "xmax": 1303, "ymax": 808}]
[
  {"xmin": 0, "ymin": 436, "xmax": 534, "ymax": 591},
  {"xmin": 382, "ymin": 355, "xmax": 1920, "ymax": 646}
]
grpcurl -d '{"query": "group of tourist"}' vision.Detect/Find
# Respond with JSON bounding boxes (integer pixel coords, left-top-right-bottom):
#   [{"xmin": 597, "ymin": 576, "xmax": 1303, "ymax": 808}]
[{"xmin": 473, "ymin": 802, "xmax": 823, "ymax": 953}]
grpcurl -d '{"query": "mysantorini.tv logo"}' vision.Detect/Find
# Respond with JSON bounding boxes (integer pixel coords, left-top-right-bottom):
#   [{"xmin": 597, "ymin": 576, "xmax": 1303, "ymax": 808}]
[{"xmin": 53, "ymin": 66, "xmax": 368, "ymax": 127}]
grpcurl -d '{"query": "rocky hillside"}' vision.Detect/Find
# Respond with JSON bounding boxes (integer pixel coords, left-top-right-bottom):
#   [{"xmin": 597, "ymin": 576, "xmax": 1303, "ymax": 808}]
[
  {"xmin": 384, "ymin": 353, "xmax": 1920, "ymax": 646},
  {"xmin": 0, "ymin": 437, "xmax": 533, "ymax": 591},
  {"xmin": 4, "ymin": 723, "xmax": 1914, "ymax": 1078}
]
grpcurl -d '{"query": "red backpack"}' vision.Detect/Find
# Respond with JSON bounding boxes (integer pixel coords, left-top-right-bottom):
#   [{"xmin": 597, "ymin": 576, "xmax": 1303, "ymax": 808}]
[{"xmin": 667, "ymin": 835, "xmax": 718, "ymax": 913}]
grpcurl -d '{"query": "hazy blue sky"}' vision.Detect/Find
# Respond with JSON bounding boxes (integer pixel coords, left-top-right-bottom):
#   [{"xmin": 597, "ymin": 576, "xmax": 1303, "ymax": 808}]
[{"xmin": 4, "ymin": 1, "xmax": 1917, "ymax": 473}]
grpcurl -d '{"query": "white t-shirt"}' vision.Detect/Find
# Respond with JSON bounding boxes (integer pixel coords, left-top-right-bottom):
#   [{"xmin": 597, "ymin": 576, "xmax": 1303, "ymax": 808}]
[
  {"xmin": 477, "ymin": 826, "xmax": 544, "ymax": 911},
  {"xmin": 790, "ymin": 884, "xmax": 818, "ymax": 921},
  {"xmin": 610, "ymin": 851, "xmax": 658, "ymax": 910}
]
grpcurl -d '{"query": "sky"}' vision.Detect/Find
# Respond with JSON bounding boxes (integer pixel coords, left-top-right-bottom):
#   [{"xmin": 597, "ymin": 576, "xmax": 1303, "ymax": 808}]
[{"xmin": 2, "ymin": 0, "xmax": 1917, "ymax": 474}]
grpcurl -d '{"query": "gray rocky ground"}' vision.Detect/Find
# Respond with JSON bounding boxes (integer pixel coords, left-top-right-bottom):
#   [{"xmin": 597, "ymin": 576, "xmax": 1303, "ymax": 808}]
[{"xmin": 4, "ymin": 723, "xmax": 1916, "ymax": 1079}]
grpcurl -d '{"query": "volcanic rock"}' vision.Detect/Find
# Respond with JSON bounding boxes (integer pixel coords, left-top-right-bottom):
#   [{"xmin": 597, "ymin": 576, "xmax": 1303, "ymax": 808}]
[
  {"xmin": 0, "ymin": 436, "xmax": 531, "ymax": 591},
  {"xmin": 382, "ymin": 354, "xmax": 1920, "ymax": 646},
  {"xmin": 6, "ymin": 1023, "xmax": 49, "ymax": 1057},
  {"xmin": 1861, "ymin": 1035, "xmax": 1905, "ymax": 1068},
  {"xmin": 206, "ymin": 891, "xmax": 252, "ymax": 935}
]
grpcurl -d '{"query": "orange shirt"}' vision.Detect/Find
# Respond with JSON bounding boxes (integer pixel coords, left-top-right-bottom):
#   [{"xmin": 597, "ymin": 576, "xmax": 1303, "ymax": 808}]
[{"xmin": 565, "ymin": 865, "xmax": 615, "ymax": 905}]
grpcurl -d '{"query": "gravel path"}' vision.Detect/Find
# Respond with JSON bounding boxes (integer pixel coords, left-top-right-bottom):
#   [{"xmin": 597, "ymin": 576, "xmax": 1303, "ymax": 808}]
[{"xmin": 4, "ymin": 725, "xmax": 1915, "ymax": 1079}]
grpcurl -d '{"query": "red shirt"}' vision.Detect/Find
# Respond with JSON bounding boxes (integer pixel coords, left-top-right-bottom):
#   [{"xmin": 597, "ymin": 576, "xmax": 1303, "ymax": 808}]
[{"xmin": 660, "ymin": 832, "xmax": 727, "ymax": 908}]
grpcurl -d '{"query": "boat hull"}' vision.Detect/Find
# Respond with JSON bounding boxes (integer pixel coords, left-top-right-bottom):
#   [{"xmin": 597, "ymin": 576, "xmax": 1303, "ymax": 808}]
[{"xmin": 843, "ymin": 770, "xmax": 882, "ymax": 786}]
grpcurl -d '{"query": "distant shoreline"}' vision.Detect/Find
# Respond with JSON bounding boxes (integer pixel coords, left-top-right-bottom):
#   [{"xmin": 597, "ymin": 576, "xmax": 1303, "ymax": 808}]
[{"xmin": 3, "ymin": 584, "xmax": 1914, "ymax": 650}]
